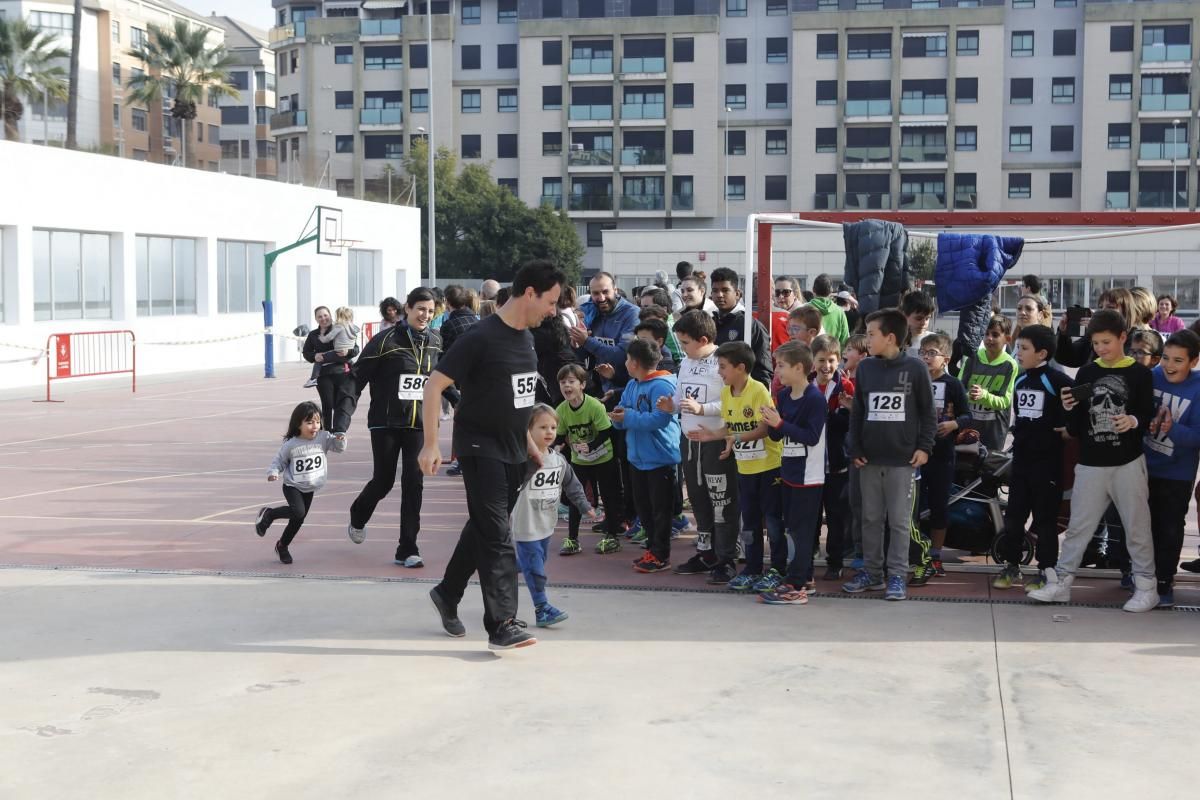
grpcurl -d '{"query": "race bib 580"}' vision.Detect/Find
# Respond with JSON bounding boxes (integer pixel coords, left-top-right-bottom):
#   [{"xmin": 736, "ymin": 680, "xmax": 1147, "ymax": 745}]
[{"xmin": 397, "ymin": 374, "xmax": 427, "ymax": 401}]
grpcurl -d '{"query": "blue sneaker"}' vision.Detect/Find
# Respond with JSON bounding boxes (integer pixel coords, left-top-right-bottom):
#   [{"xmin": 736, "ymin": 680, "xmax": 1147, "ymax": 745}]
[
  {"xmin": 1157, "ymin": 589, "xmax": 1175, "ymax": 609},
  {"xmin": 1120, "ymin": 572, "xmax": 1134, "ymax": 591},
  {"xmin": 850, "ymin": 557, "xmax": 865, "ymax": 571},
  {"xmin": 842, "ymin": 570, "xmax": 884, "ymax": 594},
  {"xmin": 624, "ymin": 517, "xmax": 642, "ymax": 540},
  {"xmin": 885, "ymin": 575, "xmax": 907, "ymax": 601},
  {"xmin": 671, "ymin": 515, "xmax": 690, "ymax": 538},
  {"xmin": 535, "ymin": 604, "xmax": 568, "ymax": 627},
  {"xmin": 728, "ymin": 571, "xmax": 761, "ymax": 592},
  {"xmin": 751, "ymin": 568, "xmax": 784, "ymax": 593}
]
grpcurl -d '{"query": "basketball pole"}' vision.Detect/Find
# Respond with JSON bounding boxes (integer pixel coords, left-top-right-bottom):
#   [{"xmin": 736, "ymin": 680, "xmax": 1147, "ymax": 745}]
[{"xmin": 262, "ymin": 233, "xmax": 318, "ymax": 379}]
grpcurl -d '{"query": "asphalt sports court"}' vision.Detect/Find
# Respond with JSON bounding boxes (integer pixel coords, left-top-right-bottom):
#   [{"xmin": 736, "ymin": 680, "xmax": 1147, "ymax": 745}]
[{"xmin": 1, "ymin": 364, "xmax": 1196, "ymax": 798}]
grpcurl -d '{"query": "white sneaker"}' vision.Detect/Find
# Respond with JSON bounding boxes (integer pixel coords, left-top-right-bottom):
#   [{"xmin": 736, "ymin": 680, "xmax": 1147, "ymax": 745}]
[
  {"xmin": 347, "ymin": 522, "xmax": 365, "ymax": 544},
  {"xmin": 1123, "ymin": 589, "xmax": 1159, "ymax": 613},
  {"xmin": 403, "ymin": 555, "xmax": 424, "ymax": 568},
  {"xmin": 1027, "ymin": 568, "xmax": 1073, "ymax": 603},
  {"xmin": 303, "ymin": 378, "xmax": 318, "ymax": 388}
]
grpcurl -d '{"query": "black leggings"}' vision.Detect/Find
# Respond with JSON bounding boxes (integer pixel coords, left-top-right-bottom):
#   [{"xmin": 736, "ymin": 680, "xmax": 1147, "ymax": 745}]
[
  {"xmin": 350, "ymin": 427, "xmax": 424, "ymax": 557},
  {"xmin": 266, "ymin": 485, "xmax": 313, "ymax": 546},
  {"xmin": 568, "ymin": 458, "xmax": 624, "ymax": 539}
]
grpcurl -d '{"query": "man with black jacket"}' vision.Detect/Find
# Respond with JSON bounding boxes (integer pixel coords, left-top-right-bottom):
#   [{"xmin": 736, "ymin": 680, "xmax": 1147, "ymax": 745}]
[
  {"xmin": 440, "ymin": 284, "xmax": 479, "ymax": 356},
  {"xmin": 709, "ymin": 267, "xmax": 773, "ymax": 386},
  {"xmin": 302, "ymin": 305, "xmax": 359, "ymax": 434}
]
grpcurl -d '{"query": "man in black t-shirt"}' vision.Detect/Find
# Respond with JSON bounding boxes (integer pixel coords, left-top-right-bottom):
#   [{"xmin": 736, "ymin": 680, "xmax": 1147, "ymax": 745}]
[{"xmin": 419, "ymin": 260, "xmax": 565, "ymax": 651}]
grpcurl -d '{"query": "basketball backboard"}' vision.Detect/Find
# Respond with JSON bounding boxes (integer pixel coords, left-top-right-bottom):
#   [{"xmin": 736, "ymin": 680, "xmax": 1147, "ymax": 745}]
[{"xmin": 316, "ymin": 206, "xmax": 344, "ymax": 256}]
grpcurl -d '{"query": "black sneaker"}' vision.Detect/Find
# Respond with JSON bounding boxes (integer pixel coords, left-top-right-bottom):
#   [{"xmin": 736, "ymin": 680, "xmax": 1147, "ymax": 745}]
[
  {"xmin": 429, "ymin": 586, "xmax": 466, "ymax": 638},
  {"xmin": 254, "ymin": 507, "xmax": 270, "ymax": 537},
  {"xmin": 822, "ymin": 566, "xmax": 843, "ymax": 581},
  {"xmin": 908, "ymin": 564, "xmax": 933, "ymax": 586},
  {"xmin": 274, "ymin": 540, "xmax": 292, "ymax": 565},
  {"xmin": 1181, "ymin": 558, "xmax": 1200, "ymax": 574},
  {"xmin": 488, "ymin": 618, "xmax": 537, "ymax": 651},
  {"xmin": 707, "ymin": 562, "xmax": 737, "ymax": 584},
  {"xmin": 674, "ymin": 552, "xmax": 717, "ymax": 575}
]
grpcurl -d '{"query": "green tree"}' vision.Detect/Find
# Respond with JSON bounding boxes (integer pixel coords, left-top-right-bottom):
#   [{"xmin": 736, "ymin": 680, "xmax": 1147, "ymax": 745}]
[
  {"xmin": 0, "ymin": 17, "xmax": 69, "ymax": 142},
  {"xmin": 125, "ymin": 19, "xmax": 238, "ymax": 167},
  {"xmin": 909, "ymin": 238, "xmax": 937, "ymax": 284}
]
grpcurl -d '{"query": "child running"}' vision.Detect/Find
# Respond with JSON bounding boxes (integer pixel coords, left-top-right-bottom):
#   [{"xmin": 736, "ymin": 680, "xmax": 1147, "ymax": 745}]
[
  {"xmin": 556, "ymin": 364, "xmax": 624, "ymax": 555},
  {"xmin": 255, "ymin": 401, "xmax": 347, "ymax": 564},
  {"xmin": 305, "ymin": 306, "xmax": 360, "ymax": 387},
  {"xmin": 512, "ymin": 404, "xmax": 596, "ymax": 627}
]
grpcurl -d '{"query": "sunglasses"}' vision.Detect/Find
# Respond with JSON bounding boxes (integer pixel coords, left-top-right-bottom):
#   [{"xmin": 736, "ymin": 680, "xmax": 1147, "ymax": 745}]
[{"xmin": 775, "ymin": 289, "xmax": 794, "ymax": 296}]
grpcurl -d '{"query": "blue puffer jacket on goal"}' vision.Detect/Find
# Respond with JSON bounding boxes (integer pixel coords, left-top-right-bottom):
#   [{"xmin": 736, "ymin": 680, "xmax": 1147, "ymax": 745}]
[{"xmin": 936, "ymin": 232, "xmax": 1025, "ymax": 364}]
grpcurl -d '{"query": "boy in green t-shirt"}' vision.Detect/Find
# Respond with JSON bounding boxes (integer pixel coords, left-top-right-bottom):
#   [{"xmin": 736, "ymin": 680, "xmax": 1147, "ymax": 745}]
[{"xmin": 556, "ymin": 364, "xmax": 625, "ymax": 555}]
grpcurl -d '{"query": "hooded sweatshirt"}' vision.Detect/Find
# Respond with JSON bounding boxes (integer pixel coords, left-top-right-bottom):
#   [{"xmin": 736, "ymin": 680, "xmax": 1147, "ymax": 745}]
[
  {"xmin": 808, "ymin": 296, "xmax": 850, "ymax": 346},
  {"xmin": 579, "ymin": 297, "xmax": 640, "ymax": 390},
  {"xmin": 849, "ymin": 352, "xmax": 937, "ymax": 467},
  {"xmin": 612, "ymin": 370, "xmax": 682, "ymax": 470},
  {"xmin": 1145, "ymin": 367, "xmax": 1200, "ymax": 481},
  {"xmin": 713, "ymin": 303, "xmax": 773, "ymax": 386},
  {"xmin": 958, "ymin": 347, "xmax": 1019, "ymax": 452}
]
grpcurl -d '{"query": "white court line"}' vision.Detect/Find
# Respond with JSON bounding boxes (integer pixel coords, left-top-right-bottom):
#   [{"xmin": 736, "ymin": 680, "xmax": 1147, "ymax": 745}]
[
  {"xmin": 194, "ymin": 490, "xmax": 360, "ymax": 521},
  {"xmin": 0, "ymin": 514, "xmax": 461, "ymax": 531},
  {"xmin": 0, "ymin": 467, "xmax": 262, "ymax": 503}
]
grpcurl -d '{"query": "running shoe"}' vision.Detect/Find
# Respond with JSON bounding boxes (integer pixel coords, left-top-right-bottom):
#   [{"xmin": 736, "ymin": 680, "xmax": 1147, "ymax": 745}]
[
  {"xmin": 629, "ymin": 527, "xmax": 648, "ymax": 546},
  {"xmin": 488, "ymin": 618, "xmax": 536, "ymax": 650},
  {"xmin": 1023, "ymin": 570, "xmax": 1047, "ymax": 593},
  {"xmin": 274, "ymin": 540, "xmax": 293, "ymax": 565},
  {"xmin": 347, "ymin": 522, "xmax": 366, "ymax": 545},
  {"xmin": 674, "ymin": 552, "xmax": 717, "ymax": 575},
  {"xmin": 1157, "ymin": 589, "xmax": 1175, "ymax": 609},
  {"xmin": 429, "ymin": 586, "xmax": 466, "ymax": 637},
  {"xmin": 842, "ymin": 570, "xmax": 884, "ymax": 594},
  {"xmin": 932, "ymin": 559, "xmax": 946, "ymax": 577},
  {"xmin": 302, "ymin": 378, "xmax": 318, "ymax": 388},
  {"xmin": 885, "ymin": 575, "xmax": 907, "ymax": 601},
  {"xmin": 821, "ymin": 566, "xmax": 843, "ymax": 581},
  {"xmin": 1123, "ymin": 588, "xmax": 1159, "ymax": 613},
  {"xmin": 908, "ymin": 564, "xmax": 935, "ymax": 587},
  {"xmin": 624, "ymin": 518, "xmax": 643, "ymax": 540},
  {"xmin": 445, "ymin": 461, "xmax": 462, "ymax": 477},
  {"xmin": 993, "ymin": 563, "xmax": 1022, "ymax": 590},
  {"xmin": 595, "ymin": 536, "xmax": 622, "ymax": 555},
  {"xmin": 559, "ymin": 538, "xmax": 582, "ymax": 556},
  {"xmin": 708, "ymin": 562, "xmax": 737, "ymax": 584},
  {"xmin": 751, "ymin": 569, "xmax": 784, "ymax": 593},
  {"xmin": 254, "ymin": 507, "xmax": 270, "ymax": 537},
  {"xmin": 402, "ymin": 555, "xmax": 423, "ymax": 568},
  {"xmin": 633, "ymin": 552, "xmax": 670, "ymax": 573},
  {"xmin": 671, "ymin": 514, "xmax": 690, "ymax": 533},
  {"xmin": 535, "ymin": 604, "xmax": 569, "ymax": 627},
  {"xmin": 727, "ymin": 571, "xmax": 761, "ymax": 592},
  {"xmin": 759, "ymin": 584, "xmax": 809, "ymax": 605},
  {"xmin": 1181, "ymin": 558, "xmax": 1200, "ymax": 574}
]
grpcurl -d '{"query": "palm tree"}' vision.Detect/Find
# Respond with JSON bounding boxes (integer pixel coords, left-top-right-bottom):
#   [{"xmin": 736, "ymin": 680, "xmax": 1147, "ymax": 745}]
[
  {"xmin": 0, "ymin": 17, "xmax": 69, "ymax": 143},
  {"xmin": 66, "ymin": 0, "xmax": 83, "ymax": 149},
  {"xmin": 125, "ymin": 19, "xmax": 238, "ymax": 168}
]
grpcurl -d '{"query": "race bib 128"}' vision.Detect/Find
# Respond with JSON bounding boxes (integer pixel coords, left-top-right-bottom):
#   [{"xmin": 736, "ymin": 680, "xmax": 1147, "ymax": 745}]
[{"xmin": 867, "ymin": 392, "xmax": 905, "ymax": 422}]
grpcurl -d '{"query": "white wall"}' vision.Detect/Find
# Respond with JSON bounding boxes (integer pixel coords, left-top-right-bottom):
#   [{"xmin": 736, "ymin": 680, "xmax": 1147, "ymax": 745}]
[{"xmin": 0, "ymin": 140, "xmax": 420, "ymax": 388}]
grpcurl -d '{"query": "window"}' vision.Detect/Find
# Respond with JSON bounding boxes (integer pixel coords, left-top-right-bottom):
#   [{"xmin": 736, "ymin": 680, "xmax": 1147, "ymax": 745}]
[
  {"xmin": 543, "ymin": 131, "xmax": 562, "ymax": 155},
  {"xmin": 112, "ymin": 20, "xmax": 119, "ymax": 43},
  {"xmin": 579, "ymin": 0, "xmax": 606, "ymax": 17},
  {"xmin": 725, "ymin": 84, "xmax": 746, "ymax": 110},
  {"xmin": 257, "ymin": 71, "xmax": 276, "ymax": 92},
  {"xmin": 347, "ymin": 250, "xmax": 378, "ymax": 307},
  {"xmin": 1153, "ymin": 277, "xmax": 1200, "ymax": 312},
  {"xmin": 767, "ymin": 0, "xmax": 788, "ymax": 15},
  {"xmin": 900, "ymin": 174, "xmax": 945, "ymax": 209},
  {"xmin": 498, "ymin": 88, "xmax": 518, "ymax": 112},
  {"xmin": 542, "ymin": 178, "xmax": 563, "ymax": 210},
  {"xmin": 29, "ymin": 11, "xmax": 71, "ymax": 36},
  {"xmin": 135, "ymin": 236, "xmax": 196, "ymax": 316},
  {"xmin": 765, "ymin": 175, "xmax": 787, "ymax": 202},
  {"xmin": 903, "ymin": 35, "xmax": 947, "ymax": 58},
  {"xmin": 1010, "ymin": 78, "xmax": 1033, "ymax": 104},
  {"xmin": 587, "ymin": 222, "xmax": 615, "ymax": 247},
  {"xmin": 726, "ymin": 0, "xmax": 747, "ymax": 16},
  {"xmin": 461, "ymin": 45, "xmax": 480, "ymax": 70},
  {"xmin": 1109, "ymin": 74, "xmax": 1132, "ymax": 100},
  {"xmin": 956, "ymin": 78, "xmax": 977, "ymax": 103},
  {"xmin": 816, "ymin": 128, "xmax": 837, "ymax": 154},
  {"xmin": 912, "ymin": 0, "xmax": 939, "ymax": 7},
  {"xmin": 817, "ymin": 33, "xmax": 838, "ymax": 60},
  {"xmin": 497, "ymin": 178, "xmax": 518, "ymax": 196},
  {"xmin": 765, "ymin": 84, "xmax": 788, "ymax": 109},
  {"xmin": 229, "ymin": 71, "xmax": 250, "ymax": 91},
  {"xmin": 726, "ymin": 176, "xmax": 746, "ymax": 200},
  {"xmin": 1054, "ymin": 0, "xmax": 1076, "ymax": 5},
  {"xmin": 462, "ymin": 134, "xmax": 481, "ymax": 159},
  {"xmin": 1008, "ymin": 173, "xmax": 1032, "ymax": 199},
  {"xmin": 1052, "ymin": 29, "xmax": 1076, "ymax": 57},
  {"xmin": 815, "ymin": 173, "xmax": 838, "ymax": 208},
  {"xmin": 33, "ymin": 231, "xmax": 112, "ymax": 321},
  {"xmin": 543, "ymin": 0, "xmax": 562, "ymax": 17},
  {"xmin": 1049, "ymin": 173, "xmax": 1073, "ymax": 199},
  {"xmin": 543, "ymin": 85, "xmax": 562, "ymax": 109},
  {"xmin": 498, "ymin": 44, "xmax": 517, "ymax": 69},
  {"xmin": 1110, "ymin": 25, "xmax": 1133, "ymax": 53},
  {"xmin": 221, "ymin": 106, "xmax": 249, "ymax": 125},
  {"xmin": 954, "ymin": 173, "xmax": 977, "ymax": 209},
  {"xmin": 328, "ymin": 91, "xmax": 351, "ymax": 110},
  {"xmin": 955, "ymin": 126, "xmax": 977, "ymax": 151},
  {"xmin": 1050, "ymin": 125, "xmax": 1074, "ymax": 152},
  {"xmin": 667, "ymin": 39, "xmax": 694, "ymax": 67},
  {"xmin": 365, "ymin": 45, "xmax": 402, "ymax": 70},
  {"xmin": 131, "ymin": 108, "xmax": 147, "ymax": 131},
  {"xmin": 816, "ymin": 80, "xmax": 836, "ymax": 106},
  {"xmin": 216, "ymin": 241, "xmax": 267, "ymax": 314},
  {"xmin": 410, "ymin": 44, "xmax": 427, "ymax": 69},
  {"xmin": 411, "ymin": 90, "xmax": 428, "ymax": 113},
  {"xmin": 1011, "ymin": 31, "xmax": 1033, "ymax": 57},
  {"xmin": 766, "ymin": 129, "xmax": 787, "ymax": 155},
  {"xmin": 1009, "ymin": 126, "xmax": 1032, "ymax": 152},
  {"xmin": 1107, "ymin": 123, "xmax": 1131, "ymax": 150},
  {"xmin": 848, "ymin": 33, "xmax": 890, "ymax": 60},
  {"xmin": 673, "ymin": 83, "xmax": 694, "ymax": 108},
  {"xmin": 726, "ymin": 39, "xmax": 747, "ymax": 64},
  {"xmin": 726, "ymin": 129, "xmax": 746, "ymax": 156},
  {"xmin": 497, "ymin": 134, "xmax": 517, "ymax": 158},
  {"xmin": 957, "ymin": 29, "xmax": 978, "ymax": 56},
  {"xmin": 543, "ymin": 40, "xmax": 562, "ymax": 65},
  {"xmin": 766, "ymin": 38, "xmax": 788, "ymax": 63},
  {"xmin": 461, "ymin": 0, "xmax": 481, "ymax": 24},
  {"xmin": 459, "ymin": 89, "xmax": 481, "ymax": 114},
  {"xmin": 1052, "ymin": 77, "xmax": 1075, "ymax": 104},
  {"xmin": 499, "ymin": 0, "xmax": 518, "ymax": 22},
  {"xmin": 131, "ymin": 26, "xmax": 147, "ymax": 50},
  {"xmin": 364, "ymin": 134, "xmax": 403, "ymax": 159},
  {"xmin": 1013, "ymin": 0, "xmax": 1034, "ymax": 7},
  {"xmin": 335, "ymin": 46, "xmax": 353, "ymax": 65},
  {"xmin": 672, "ymin": 129, "xmax": 694, "ymax": 155}
]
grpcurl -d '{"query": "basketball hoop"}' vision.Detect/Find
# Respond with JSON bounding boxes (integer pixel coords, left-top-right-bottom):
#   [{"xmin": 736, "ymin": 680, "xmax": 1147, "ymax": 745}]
[{"xmin": 326, "ymin": 238, "xmax": 363, "ymax": 255}]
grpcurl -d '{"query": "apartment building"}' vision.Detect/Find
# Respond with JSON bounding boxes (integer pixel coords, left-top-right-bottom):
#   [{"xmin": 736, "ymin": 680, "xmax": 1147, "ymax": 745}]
[
  {"xmin": 268, "ymin": 0, "xmax": 1200, "ymax": 264},
  {"xmin": 210, "ymin": 15, "xmax": 278, "ymax": 179}
]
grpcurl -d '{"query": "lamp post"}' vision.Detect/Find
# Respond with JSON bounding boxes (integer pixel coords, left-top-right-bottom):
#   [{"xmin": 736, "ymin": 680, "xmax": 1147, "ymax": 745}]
[
  {"xmin": 424, "ymin": 3, "xmax": 436, "ymax": 285},
  {"xmin": 418, "ymin": 125, "xmax": 434, "ymax": 286},
  {"xmin": 724, "ymin": 105, "xmax": 731, "ymax": 230},
  {"xmin": 1172, "ymin": 117, "xmax": 1182, "ymax": 210}
]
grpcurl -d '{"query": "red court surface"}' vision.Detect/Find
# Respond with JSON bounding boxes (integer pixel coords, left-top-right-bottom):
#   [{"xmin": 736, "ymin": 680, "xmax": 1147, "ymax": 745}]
[{"xmin": 1, "ymin": 363, "xmax": 1197, "ymax": 610}]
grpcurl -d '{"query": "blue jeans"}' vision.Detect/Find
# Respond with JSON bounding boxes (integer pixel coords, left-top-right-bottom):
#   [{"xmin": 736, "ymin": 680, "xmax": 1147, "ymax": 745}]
[
  {"xmin": 515, "ymin": 537, "xmax": 551, "ymax": 609},
  {"xmin": 739, "ymin": 469, "xmax": 786, "ymax": 574}
]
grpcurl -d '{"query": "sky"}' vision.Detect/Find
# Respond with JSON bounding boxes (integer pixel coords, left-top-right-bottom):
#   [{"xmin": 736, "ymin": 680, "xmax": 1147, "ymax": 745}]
[{"xmin": 176, "ymin": 0, "xmax": 275, "ymax": 30}]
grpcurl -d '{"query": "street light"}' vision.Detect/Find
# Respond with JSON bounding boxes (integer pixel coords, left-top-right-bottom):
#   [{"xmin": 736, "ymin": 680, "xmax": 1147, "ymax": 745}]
[
  {"xmin": 724, "ymin": 105, "xmax": 732, "ymax": 230},
  {"xmin": 424, "ymin": 3, "xmax": 435, "ymax": 285},
  {"xmin": 417, "ymin": 124, "xmax": 434, "ymax": 284},
  {"xmin": 1172, "ymin": 117, "xmax": 1183, "ymax": 210}
]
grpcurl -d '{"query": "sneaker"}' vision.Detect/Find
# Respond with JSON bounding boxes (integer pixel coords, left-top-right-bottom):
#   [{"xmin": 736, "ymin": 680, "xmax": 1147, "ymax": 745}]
[
  {"xmin": 595, "ymin": 536, "xmax": 622, "ymax": 555},
  {"xmin": 933, "ymin": 559, "xmax": 946, "ymax": 577},
  {"xmin": 1180, "ymin": 558, "xmax": 1200, "ymax": 574},
  {"xmin": 1027, "ymin": 568, "xmax": 1073, "ymax": 603},
  {"xmin": 488, "ymin": 618, "xmax": 537, "ymax": 650},
  {"xmin": 842, "ymin": 570, "xmax": 885, "ymax": 594},
  {"xmin": 629, "ymin": 527, "xmax": 648, "ymax": 546},
  {"xmin": 672, "ymin": 514, "xmax": 690, "ymax": 533},
  {"xmin": 1157, "ymin": 589, "xmax": 1175, "ymax": 609},
  {"xmin": 402, "ymin": 555, "xmax": 423, "ymax": 568},
  {"xmin": 1120, "ymin": 572, "xmax": 1134, "ymax": 591},
  {"xmin": 445, "ymin": 462, "xmax": 462, "ymax": 477},
  {"xmin": 429, "ymin": 586, "xmax": 466, "ymax": 638},
  {"xmin": 751, "ymin": 569, "xmax": 784, "ymax": 593},
  {"xmin": 674, "ymin": 552, "xmax": 717, "ymax": 575},
  {"xmin": 254, "ymin": 507, "xmax": 270, "ymax": 537},
  {"xmin": 347, "ymin": 522, "xmax": 366, "ymax": 545},
  {"xmin": 557, "ymin": 504, "xmax": 570, "ymax": 522},
  {"xmin": 759, "ymin": 584, "xmax": 809, "ymax": 605},
  {"xmin": 535, "ymin": 604, "xmax": 568, "ymax": 627},
  {"xmin": 850, "ymin": 557, "xmax": 865, "ymax": 571},
  {"xmin": 993, "ymin": 563, "xmax": 1022, "ymax": 590},
  {"xmin": 1024, "ymin": 570, "xmax": 1048, "ymax": 593},
  {"xmin": 822, "ymin": 566, "xmax": 843, "ymax": 581},
  {"xmin": 695, "ymin": 532, "xmax": 711, "ymax": 552},
  {"xmin": 274, "ymin": 540, "xmax": 292, "ymax": 565},
  {"xmin": 708, "ymin": 562, "xmax": 737, "ymax": 584},
  {"xmin": 302, "ymin": 377, "xmax": 318, "ymax": 388},
  {"xmin": 885, "ymin": 575, "xmax": 907, "ymax": 601},
  {"xmin": 804, "ymin": 580, "xmax": 816, "ymax": 592},
  {"xmin": 1123, "ymin": 589, "xmax": 1159, "ymax": 613},
  {"xmin": 633, "ymin": 552, "xmax": 670, "ymax": 573},
  {"xmin": 591, "ymin": 519, "xmax": 610, "ymax": 534},
  {"xmin": 727, "ymin": 571, "xmax": 761, "ymax": 592},
  {"xmin": 908, "ymin": 564, "xmax": 934, "ymax": 587},
  {"xmin": 624, "ymin": 518, "xmax": 643, "ymax": 540},
  {"xmin": 559, "ymin": 538, "xmax": 582, "ymax": 556}
]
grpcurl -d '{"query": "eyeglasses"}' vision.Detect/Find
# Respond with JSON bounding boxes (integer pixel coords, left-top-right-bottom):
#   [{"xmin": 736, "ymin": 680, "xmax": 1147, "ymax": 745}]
[
  {"xmin": 918, "ymin": 349, "xmax": 947, "ymax": 359},
  {"xmin": 774, "ymin": 289, "xmax": 794, "ymax": 296}
]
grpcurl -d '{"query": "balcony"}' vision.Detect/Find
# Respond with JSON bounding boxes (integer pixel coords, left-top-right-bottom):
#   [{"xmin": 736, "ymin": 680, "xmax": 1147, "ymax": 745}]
[
  {"xmin": 569, "ymin": 57, "xmax": 613, "ymax": 76},
  {"xmin": 844, "ymin": 192, "xmax": 891, "ymax": 209},
  {"xmin": 270, "ymin": 109, "xmax": 307, "ymax": 132},
  {"xmin": 900, "ymin": 145, "xmax": 948, "ymax": 163},
  {"xmin": 361, "ymin": 18, "xmax": 402, "ymax": 37},
  {"xmin": 1140, "ymin": 94, "xmax": 1189, "ymax": 113},
  {"xmin": 845, "ymin": 100, "xmax": 891, "ymax": 118},
  {"xmin": 568, "ymin": 104, "xmax": 613, "ymax": 122},
  {"xmin": 899, "ymin": 98, "xmax": 948, "ymax": 116},
  {"xmin": 567, "ymin": 148, "xmax": 614, "ymax": 167},
  {"xmin": 621, "ymin": 194, "xmax": 665, "ymax": 211},
  {"xmin": 621, "ymin": 57, "xmax": 665, "ymax": 75},
  {"xmin": 1139, "ymin": 142, "xmax": 1188, "ymax": 160},
  {"xmin": 900, "ymin": 192, "xmax": 947, "ymax": 210},
  {"xmin": 1138, "ymin": 190, "xmax": 1187, "ymax": 209},
  {"xmin": 269, "ymin": 21, "xmax": 305, "ymax": 44},
  {"xmin": 568, "ymin": 194, "xmax": 613, "ymax": 211},
  {"xmin": 1142, "ymin": 43, "xmax": 1191, "ymax": 63},
  {"xmin": 619, "ymin": 147, "xmax": 665, "ymax": 166},
  {"xmin": 540, "ymin": 194, "xmax": 563, "ymax": 210},
  {"xmin": 620, "ymin": 102, "xmax": 665, "ymax": 120},
  {"xmin": 672, "ymin": 193, "xmax": 694, "ymax": 211},
  {"xmin": 360, "ymin": 108, "xmax": 403, "ymax": 127},
  {"xmin": 814, "ymin": 192, "xmax": 838, "ymax": 210},
  {"xmin": 844, "ymin": 146, "xmax": 891, "ymax": 165}
]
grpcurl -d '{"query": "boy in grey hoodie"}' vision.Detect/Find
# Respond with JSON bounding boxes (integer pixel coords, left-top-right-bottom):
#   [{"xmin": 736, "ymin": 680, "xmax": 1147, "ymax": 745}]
[{"xmin": 844, "ymin": 309, "xmax": 937, "ymax": 601}]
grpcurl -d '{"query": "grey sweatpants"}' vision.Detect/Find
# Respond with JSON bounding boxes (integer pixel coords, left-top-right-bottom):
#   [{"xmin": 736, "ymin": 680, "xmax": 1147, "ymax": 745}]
[
  {"xmin": 860, "ymin": 464, "xmax": 918, "ymax": 579},
  {"xmin": 682, "ymin": 435, "xmax": 740, "ymax": 564},
  {"xmin": 1057, "ymin": 458, "xmax": 1155, "ymax": 584}
]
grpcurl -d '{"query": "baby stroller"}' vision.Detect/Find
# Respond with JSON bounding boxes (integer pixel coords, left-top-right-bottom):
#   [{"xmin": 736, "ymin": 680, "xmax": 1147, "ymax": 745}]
[{"xmin": 918, "ymin": 442, "xmax": 1022, "ymax": 562}]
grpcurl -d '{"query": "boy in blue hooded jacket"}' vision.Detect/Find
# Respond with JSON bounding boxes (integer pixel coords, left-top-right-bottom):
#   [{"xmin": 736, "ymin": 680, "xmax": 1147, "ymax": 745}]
[{"xmin": 611, "ymin": 338, "xmax": 681, "ymax": 573}]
